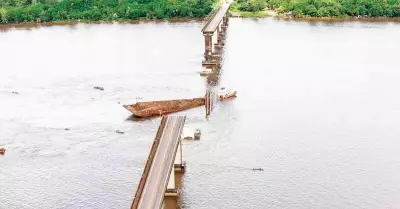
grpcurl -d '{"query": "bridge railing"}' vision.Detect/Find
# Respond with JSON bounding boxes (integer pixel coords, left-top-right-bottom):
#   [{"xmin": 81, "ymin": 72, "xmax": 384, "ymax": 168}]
[{"xmin": 131, "ymin": 117, "xmax": 167, "ymax": 209}]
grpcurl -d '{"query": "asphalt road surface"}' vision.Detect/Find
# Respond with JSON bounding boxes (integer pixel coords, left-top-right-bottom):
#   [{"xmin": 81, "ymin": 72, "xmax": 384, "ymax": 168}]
[
  {"xmin": 203, "ymin": 2, "xmax": 231, "ymax": 33},
  {"xmin": 137, "ymin": 116, "xmax": 186, "ymax": 209}
]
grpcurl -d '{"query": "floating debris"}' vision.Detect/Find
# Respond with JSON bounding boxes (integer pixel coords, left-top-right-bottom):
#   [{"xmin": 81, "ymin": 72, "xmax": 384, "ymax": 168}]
[
  {"xmin": 115, "ymin": 130, "xmax": 124, "ymax": 134},
  {"xmin": 124, "ymin": 98, "xmax": 205, "ymax": 118},
  {"xmin": 194, "ymin": 129, "xmax": 201, "ymax": 140},
  {"xmin": 252, "ymin": 168, "xmax": 264, "ymax": 171},
  {"xmin": 94, "ymin": 86, "xmax": 104, "ymax": 91},
  {"xmin": 0, "ymin": 148, "xmax": 5, "ymax": 155},
  {"xmin": 12, "ymin": 91, "xmax": 19, "ymax": 95}
]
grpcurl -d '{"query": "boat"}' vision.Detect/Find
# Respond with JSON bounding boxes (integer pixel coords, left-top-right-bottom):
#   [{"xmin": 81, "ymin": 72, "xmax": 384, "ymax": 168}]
[
  {"xmin": 123, "ymin": 98, "xmax": 205, "ymax": 118},
  {"xmin": 218, "ymin": 88, "xmax": 237, "ymax": 100},
  {"xmin": 0, "ymin": 148, "xmax": 5, "ymax": 155},
  {"xmin": 252, "ymin": 168, "xmax": 264, "ymax": 171}
]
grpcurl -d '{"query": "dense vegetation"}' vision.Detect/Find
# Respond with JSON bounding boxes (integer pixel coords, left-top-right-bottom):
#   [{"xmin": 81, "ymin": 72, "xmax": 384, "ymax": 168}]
[
  {"xmin": 0, "ymin": 0, "xmax": 215, "ymax": 24},
  {"xmin": 232, "ymin": 0, "xmax": 400, "ymax": 17}
]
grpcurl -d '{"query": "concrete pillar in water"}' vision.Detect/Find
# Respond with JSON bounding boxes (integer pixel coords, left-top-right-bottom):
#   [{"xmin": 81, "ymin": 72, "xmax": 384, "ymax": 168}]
[
  {"xmin": 174, "ymin": 141, "xmax": 185, "ymax": 172},
  {"xmin": 224, "ymin": 13, "xmax": 229, "ymax": 26},
  {"xmin": 204, "ymin": 33, "xmax": 213, "ymax": 59},
  {"xmin": 216, "ymin": 23, "xmax": 224, "ymax": 49},
  {"xmin": 165, "ymin": 166, "xmax": 177, "ymax": 197},
  {"xmin": 165, "ymin": 139, "xmax": 184, "ymax": 197}
]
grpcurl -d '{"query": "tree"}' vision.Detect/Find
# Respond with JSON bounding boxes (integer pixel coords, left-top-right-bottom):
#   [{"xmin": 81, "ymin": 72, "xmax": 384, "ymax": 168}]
[{"xmin": 304, "ymin": 4, "xmax": 317, "ymax": 16}]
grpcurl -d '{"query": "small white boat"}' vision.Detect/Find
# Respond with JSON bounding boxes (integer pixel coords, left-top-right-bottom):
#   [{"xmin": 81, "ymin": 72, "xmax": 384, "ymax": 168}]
[{"xmin": 218, "ymin": 87, "xmax": 237, "ymax": 100}]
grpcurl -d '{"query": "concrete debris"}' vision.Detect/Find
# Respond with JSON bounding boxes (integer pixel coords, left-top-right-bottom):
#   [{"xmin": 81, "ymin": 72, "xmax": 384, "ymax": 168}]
[
  {"xmin": 0, "ymin": 148, "xmax": 5, "ymax": 155},
  {"xmin": 94, "ymin": 86, "xmax": 104, "ymax": 91}
]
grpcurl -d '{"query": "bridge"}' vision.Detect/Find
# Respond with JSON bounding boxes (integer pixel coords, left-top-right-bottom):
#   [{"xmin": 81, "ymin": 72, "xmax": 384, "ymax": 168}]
[
  {"xmin": 131, "ymin": 3, "xmax": 232, "ymax": 208},
  {"xmin": 202, "ymin": 0, "xmax": 232, "ymax": 68},
  {"xmin": 131, "ymin": 116, "xmax": 186, "ymax": 209}
]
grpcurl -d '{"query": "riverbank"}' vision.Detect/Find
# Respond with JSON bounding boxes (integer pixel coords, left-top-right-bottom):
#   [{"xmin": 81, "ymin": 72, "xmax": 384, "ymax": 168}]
[
  {"xmin": 229, "ymin": 11, "xmax": 400, "ymax": 22},
  {"xmin": 0, "ymin": 17, "xmax": 204, "ymax": 31},
  {"xmin": 231, "ymin": 11, "xmax": 270, "ymax": 18},
  {"xmin": 2, "ymin": 15, "xmax": 400, "ymax": 32},
  {"xmin": 231, "ymin": 0, "xmax": 400, "ymax": 19}
]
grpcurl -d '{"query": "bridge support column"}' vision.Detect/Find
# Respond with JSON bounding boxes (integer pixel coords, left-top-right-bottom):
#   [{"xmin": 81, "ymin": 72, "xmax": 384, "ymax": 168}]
[
  {"xmin": 204, "ymin": 33, "xmax": 213, "ymax": 58},
  {"xmin": 215, "ymin": 24, "xmax": 223, "ymax": 50},
  {"xmin": 174, "ymin": 140, "xmax": 185, "ymax": 172},
  {"xmin": 203, "ymin": 32, "xmax": 216, "ymax": 66},
  {"xmin": 165, "ymin": 167, "xmax": 178, "ymax": 197},
  {"xmin": 223, "ymin": 14, "xmax": 229, "ymax": 26},
  {"xmin": 165, "ymin": 138, "xmax": 184, "ymax": 197}
]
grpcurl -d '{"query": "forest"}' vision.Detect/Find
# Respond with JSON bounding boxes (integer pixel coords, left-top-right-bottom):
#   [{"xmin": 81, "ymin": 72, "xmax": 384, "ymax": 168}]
[
  {"xmin": 0, "ymin": 0, "xmax": 215, "ymax": 24},
  {"xmin": 233, "ymin": 0, "xmax": 400, "ymax": 17}
]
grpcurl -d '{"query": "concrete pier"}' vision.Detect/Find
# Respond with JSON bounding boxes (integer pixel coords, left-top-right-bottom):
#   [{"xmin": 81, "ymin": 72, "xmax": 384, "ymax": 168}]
[{"xmin": 201, "ymin": 1, "xmax": 232, "ymax": 69}]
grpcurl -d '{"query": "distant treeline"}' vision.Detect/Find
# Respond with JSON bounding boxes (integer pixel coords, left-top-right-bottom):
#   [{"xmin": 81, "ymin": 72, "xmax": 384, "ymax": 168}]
[
  {"xmin": 233, "ymin": 0, "xmax": 400, "ymax": 17},
  {"xmin": 0, "ymin": 0, "xmax": 215, "ymax": 24}
]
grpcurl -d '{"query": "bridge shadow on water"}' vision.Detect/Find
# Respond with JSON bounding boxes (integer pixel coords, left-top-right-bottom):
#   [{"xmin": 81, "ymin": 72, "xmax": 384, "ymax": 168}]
[{"xmin": 163, "ymin": 172, "xmax": 184, "ymax": 209}]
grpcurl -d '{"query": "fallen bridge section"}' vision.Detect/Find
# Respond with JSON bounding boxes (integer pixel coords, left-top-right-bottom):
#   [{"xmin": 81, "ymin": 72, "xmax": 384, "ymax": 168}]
[
  {"xmin": 131, "ymin": 116, "xmax": 186, "ymax": 209},
  {"xmin": 124, "ymin": 98, "xmax": 205, "ymax": 118}
]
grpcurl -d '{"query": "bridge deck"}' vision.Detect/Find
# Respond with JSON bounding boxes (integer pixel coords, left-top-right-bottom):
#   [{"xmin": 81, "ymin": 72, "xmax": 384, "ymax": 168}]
[
  {"xmin": 202, "ymin": 2, "xmax": 231, "ymax": 34},
  {"xmin": 131, "ymin": 116, "xmax": 186, "ymax": 209}
]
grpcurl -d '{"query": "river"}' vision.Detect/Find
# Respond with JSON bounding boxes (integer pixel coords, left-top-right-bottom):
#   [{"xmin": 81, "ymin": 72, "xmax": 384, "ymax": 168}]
[{"xmin": 1, "ymin": 18, "xmax": 400, "ymax": 209}]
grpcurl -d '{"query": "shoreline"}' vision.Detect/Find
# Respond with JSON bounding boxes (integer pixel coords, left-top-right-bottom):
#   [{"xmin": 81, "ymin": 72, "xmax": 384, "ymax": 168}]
[
  {"xmin": 1, "ymin": 15, "xmax": 400, "ymax": 30},
  {"xmin": 0, "ymin": 17, "xmax": 204, "ymax": 30},
  {"xmin": 280, "ymin": 16, "xmax": 400, "ymax": 22},
  {"xmin": 231, "ymin": 14, "xmax": 400, "ymax": 22}
]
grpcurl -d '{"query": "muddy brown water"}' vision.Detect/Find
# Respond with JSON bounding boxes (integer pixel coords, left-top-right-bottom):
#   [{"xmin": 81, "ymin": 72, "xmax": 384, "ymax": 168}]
[{"xmin": 1, "ymin": 18, "xmax": 400, "ymax": 208}]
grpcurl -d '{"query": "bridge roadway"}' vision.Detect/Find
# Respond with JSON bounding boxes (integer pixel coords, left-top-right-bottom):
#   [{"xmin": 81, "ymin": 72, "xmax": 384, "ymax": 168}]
[
  {"xmin": 132, "ymin": 116, "xmax": 186, "ymax": 209},
  {"xmin": 202, "ymin": 1, "xmax": 231, "ymax": 33}
]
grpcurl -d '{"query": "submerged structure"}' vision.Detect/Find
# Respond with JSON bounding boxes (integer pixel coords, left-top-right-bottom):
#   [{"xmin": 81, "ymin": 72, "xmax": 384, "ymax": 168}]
[{"xmin": 124, "ymin": 88, "xmax": 236, "ymax": 118}]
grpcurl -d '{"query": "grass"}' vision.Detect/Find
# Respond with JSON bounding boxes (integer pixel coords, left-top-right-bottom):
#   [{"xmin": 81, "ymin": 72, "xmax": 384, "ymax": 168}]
[{"xmin": 232, "ymin": 11, "xmax": 270, "ymax": 18}]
